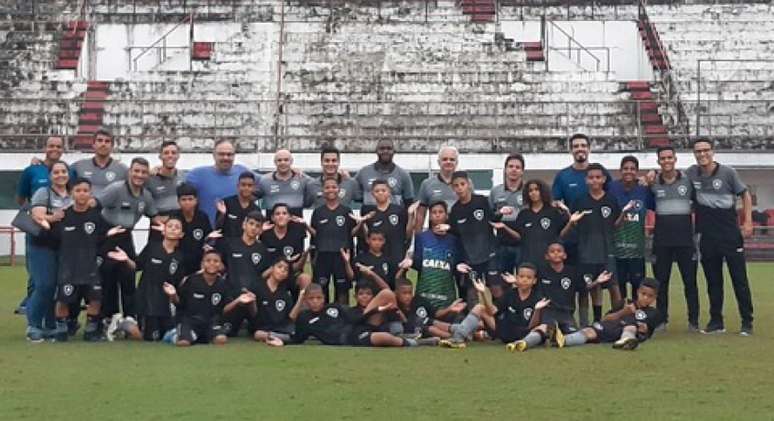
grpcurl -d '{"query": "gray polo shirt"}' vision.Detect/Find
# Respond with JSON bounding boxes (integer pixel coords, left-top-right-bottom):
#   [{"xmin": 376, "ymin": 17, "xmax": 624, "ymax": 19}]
[
  {"xmin": 96, "ymin": 181, "xmax": 158, "ymax": 229},
  {"xmin": 355, "ymin": 163, "xmax": 414, "ymax": 207},
  {"xmin": 146, "ymin": 171, "xmax": 186, "ymax": 214},
  {"xmin": 255, "ymin": 172, "xmax": 312, "ymax": 216},
  {"xmin": 306, "ymin": 175, "xmax": 361, "ymax": 208},
  {"xmin": 488, "ymin": 183, "xmax": 525, "ymax": 222},
  {"xmin": 686, "ymin": 163, "xmax": 747, "ymax": 240},
  {"xmin": 71, "ymin": 158, "xmax": 128, "ymax": 197},
  {"xmin": 30, "ymin": 187, "xmax": 72, "ymax": 210},
  {"xmin": 417, "ymin": 174, "xmax": 457, "ymax": 209},
  {"xmin": 651, "ymin": 171, "xmax": 694, "ymax": 247}
]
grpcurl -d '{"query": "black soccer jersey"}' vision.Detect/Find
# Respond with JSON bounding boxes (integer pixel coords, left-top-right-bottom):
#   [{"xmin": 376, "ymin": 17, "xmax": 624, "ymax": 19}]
[
  {"xmin": 515, "ymin": 206, "xmax": 567, "ymax": 266},
  {"xmin": 255, "ymin": 279, "xmax": 294, "ymax": 328},
  {"xmin": 135, "ymin": 241, "xmax": 185, "ymax": 317},
  {"xmin": 216, "ymin": 195, "xmax": 261, "ymax": 238},
  {"xmin": 177, "ymin": 273, "xmax": 231, "ymax": 324},
  {"xmin": 311, "ymin": 204, "xmax": 355, "ymax": 252},
  {"xmin": 260, "ymin": 222, "xmax": 307, "ymax": 265},
  {"xmin": 214, "ymin": 237, "xmax": 271, "ymax": 293},
  {"xmin": 352, "ymin": 251, "xmax": 395, "ymax": 289},
  {"xmin": 170, "ymin": 209, "xmax": 212, "ymax": 276},
  {"xmin": 290, "ymin": 304, "xmax": 359, "ymax": 345},
  {"xmin": 449, "ymin": 194, "xmax": 498, "ymax": 265},
  {"xmin": 402, "ymin": 296, "xmax": 437, "ymax": 333},
  {"xmin": 49, "ymin": 207, "xmax": 111, "ymax": 286},
  {"xmin": 494, "ymin": 288, "xmax": 542, "ymax": 330},
  {"xmin": 621, "ymin": 305, "xmax": 662, "ymax": 339},
  {"xmin": 571, "ymin": 193, "xmax": 621, "ymax": 265},
  {"xmin": 538, "ymin": 264, "xmax": 583, "ymax": 312},
  {"xmin": 366, "ymin": 204, "xmax": 408, "ymax": 264}
]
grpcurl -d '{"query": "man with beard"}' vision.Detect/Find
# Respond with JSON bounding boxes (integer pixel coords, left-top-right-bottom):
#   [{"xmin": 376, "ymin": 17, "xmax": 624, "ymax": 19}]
[
  {"xmin": 71, "ymin": 129, "xmax": 128, "ymax": 197},
  {"xmin": 355, "ymin": 139, "xmax": 415, "ymax": 216}
]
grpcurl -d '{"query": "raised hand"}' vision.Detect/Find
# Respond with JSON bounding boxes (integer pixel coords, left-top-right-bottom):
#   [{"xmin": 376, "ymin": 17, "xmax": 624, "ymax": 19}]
[
  {"xmin": 552, "ymin": 201, "xmax": 570, "ymax": 214},
  {"xmin": 339, "ymin": 248, "xmax": 351, "ymax": 263},
  {"xmin": 408, "ymin": 201, "xmax": 420, "ymax": 216},
  {"xmin": 216, "ymin": 200, "xmax": 227, "ymax": 216},
  {"xmin": 489, "ymin": 221, "xmax": 505, "ymax": 230},
  {"xmin": 622, "ymin": 200, "xmax": 636, "ymax": 213},
  {"xmin": 107, "ymin": 226, "xmax": 126, "ymax": 237},
  {"xmin": 378, "ymin": 302, "xmax": 397, "ymax": 312},
  {"xmin": 162, "ymin": 282, "xmax": 176, "ymax": 297},
  {"xmin": 568, "ymin": 211, "xmax": 587, "ymax": 224},
  {"xmin": 472, "ymin": 278, "xmax": 487, "ymax": 293},
  {"xmin": 502, "ymin": 273, "xmax": 517, "ymax": 284},
  {"xmin": 238, "ymin": 292, "xmax": 256, "ymax": 305},
  {"xmin": 499, "ymin": 206, "xmax": 515, "ymax": 216},
  {"xmin": 456, "ymin": 263, "xmax": 472, "ymax": 274},
  {"xmin": 433, "ymin": 223, "xmax": 451, "ymax": 234},
  {"xmin": 262, "ymin": 221, "xmax": 275, "ymax": 231},
  {"xmin": 596, "ymin": 271, "xmax": 613, "ymax": 285},
  {"xmin": 107, "ymin": 246, "xmax": 129, "ymax": 262},
  {"xmin": 150, "ymin": 222, "xmax": 165, "ymax": 232},
  {"xmin": 448, "ymin": 298, "xmax": 467, "ymax": 313},
  {"xmin": 535, "ymin": 298, "xmax": 551, "ymax": 310},
  {"xmin": 290, "ymin": 215, "xmax": 306, "ymax": 225},
  {"xmin": 206, "ymin": 229, "xmax": 223, "ymax": 240},
  {"xmin": 398, "ymin": 257, "xmax": 413, "ymax": 270}
]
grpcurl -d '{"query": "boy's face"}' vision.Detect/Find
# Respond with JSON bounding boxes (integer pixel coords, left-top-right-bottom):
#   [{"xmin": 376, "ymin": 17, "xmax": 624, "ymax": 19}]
[
  {"xmin": 429, "ymin": 205, "xmax": 448, "ymax": 226},
  {"xmin": 243, "ymin": 218, "xmax": 262, "ymax": 238},
  {"xmin": 636, "ymin": 285, "xmax": 657, "ymax": 307},
  {"xmin": 323, "ymin": 181, "xmax": 339, "ymax": 201},
  {"xmin": 527, "ymin": 183, "xmax": 541, "ymax": 204},
  {"xmin": 658, "ymin": 149, "xmax": 676, "ymax": 172},
  {"xmin": 238, "ymin": 178, "xmax": 255, "ymax": 199},
  {"xmin": 164, "ymin": 219, "xmax": 184, "ymax": 240},
  {"xmin": 620, "ymin": 161, "xmax": 639, "ymax": 183},
  {"xmin": 452, "ymin": 178, "xmax": 469, "ymax": 197},
  {"xmin": 355, "ymin": 288, "xmax": 374, "ymax": 308},
  {"xmin": 272, "ymin": 261, "xmax": 289, "ymax": 281},
  {"xmin": 272, "ymin": 207, "xmax": 290, "ymax": 226},
  {"xmin": 178, "ymin": 195, "xmax": 197, "ymax": 212},
  {"xmin": 545, "ymin": 243, "xmax": 566, "ymax": 264},
  {"xmin": 515, "ymin": 268, "xmax": 537, "ymax": 289},
  {"xmin": 371, "ymin": 184, "xmax": 391, "ymax": 204},
  {"xmin": 71, "ymin": 183, "xmax": 92, "ymax": 206},
  {"xmin": 586, "ymin": 169, "xmax": 605, "ymax": 192},
  {"xmin": 305, "ymin": 290, "xmax": 326, "ymax": 312},
  {"xmin": 366, "ymin": 233, "xmax": 385, "ymax": 253},
  {"xmin": 396, "ymin": 285, "xmax": 414, "ymax": 307},
  {"xmin": 202, "ymin": 253, "xmax": 223, "ymax": 275}
]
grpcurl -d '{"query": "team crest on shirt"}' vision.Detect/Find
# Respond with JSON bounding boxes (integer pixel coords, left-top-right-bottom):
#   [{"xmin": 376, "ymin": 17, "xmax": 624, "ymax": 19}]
[
  {"xmin": 169, "ymin": 260, "xmax": 178, "ymax": 275},
  {"xmin": 339, "ymin": 189, "xmax": 347, "ymax": 199},
  {"xmin": 523, "ymin": 308, "xmax": 533, "ymax": 321},
  {"xmin": 516, "ymin": 195, "xmax": 524, "ymax": 206},
  {"xmin": 283, "ymin": 246, "xmax": 295, "ymax": 257},
  {"xmin": 389, "ymin": 214, "xmax": 399, "ymax": 226},
  {"xmin": 96, "ymin": 256, "xmax": 103, "ymax": 267},
  {"xmin": 251, "ymin": 253, "xmax": 262, "ymax": 265},
  {"xmin": 105, "ymin": 171, "xmax": 116, "ymax": 182},
  {"xmin": 84, "ymin": 222, "xmax": 96, "ymax": 234},
  {"xmin": 712, "ymin": 179, "xmax": 723, "ymax": 190},
  {"xmin": 540, "ymin": 218, "xmax": 551, "ymax": 230},
  {"xmin": 290, "ymin": 180, "xmax": 301, "ymax": 191},
  {"xmin": 138, "ymin": 202, "xmax": 146, "ymax": 213},
  {"xmin": 416, "ymin": 307, "xmax": 428, "ymax": 319},
  {"xmin": 276, "ymin": 300, "xmax": 287, "ymax": 312},
  {"xmin": 211, "ymin": 293, "xmax": 222, "ymax": 306},
  {"xmin": 583, "ymin": 274, "xmax": 593, "ymax": 286},
  {"xmin": 473, "ymin": 210, "xmax": 484, "ymax": 221},
  {"xmin": 193, "ymin": 229, "xmax": 204, "ymax": 241},
  {"xmin": 561, "ymin": 277, "xmax": 572, "ymax": 290},
  {"xmin": 335, "ymin": 216, "xmax": 345, "ymax": 226},
  {"xmin": 326, "ymin": 307, "xmax": 340, "ymax": 318},
  {"xmin": 677, "ymin": 185, "xmax": 688, "ymax": 196},
  {"xmin": 601, "ymin": 206, "xmax": 612, "ymax": 218},
  {"xmin": 382, "ymin": 262, "xmax": 389, "ymax": 274},
  {"xmin": 387, "ymin": 177, "xmax": 398, "ymax": 188},
  {"xmin": 635, "ymin": 309, "xmax": 647, "ymax": 321},
  {"xmin": 63, "ymin": 284, "xmax": 74, "ymax": 296}
]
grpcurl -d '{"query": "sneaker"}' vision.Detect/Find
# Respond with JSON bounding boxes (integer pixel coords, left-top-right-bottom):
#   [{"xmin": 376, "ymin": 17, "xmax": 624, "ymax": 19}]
[
  {"xmin": 417, "ymin": 337, "xmax": 440, "ymax": 346},
  {"xmin": 613, "ymin": 337, "xmax": 639, "ymax": 350},
  {"xmin": 554, "ymin": 324, "xmax": 566, "ymax": 348},
  {"xmin": 654, "ymin": 323, "xmax": 668, "ymax": 332},
  {"xmin": 106, "ymin": 314, "xmax": 124, "ymax": 342},
  {"xmin": 399, "ymin": 332, "xmax": 422, "ymax": 341},
  {"xmin": 438, "ymin": 339, "xmax": 466, "ymax": 349},
  {"xmin": 701, "ymin": 322, "xmax": 726, "ymax": 335},
  {"xmin": 740, "ymin": 325, "xmax": 753, "ymax": 337},
  {"xmin": 14, "ymin": 306, "xmax": 26, "ymax": 315},
  {"xmin": 688, "ymin": 323, "xmax": 700, "ymax": 333},
  {"xmin": 26, "ymin": 329, "xmax": 44, "ymax": 343},
  {"xmin": 505, "ymin": 340, "xmax": 528, "ymax": 352},
  {"xmin": 162, "ymin": 328, "xmax": 178, "ymax": 345}
]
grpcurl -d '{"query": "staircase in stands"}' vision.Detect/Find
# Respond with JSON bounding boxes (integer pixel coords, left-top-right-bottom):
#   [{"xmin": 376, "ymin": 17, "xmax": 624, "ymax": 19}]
[{"xmin": 461, "ymin": 0, "xmax": 495, "ymax": 22}]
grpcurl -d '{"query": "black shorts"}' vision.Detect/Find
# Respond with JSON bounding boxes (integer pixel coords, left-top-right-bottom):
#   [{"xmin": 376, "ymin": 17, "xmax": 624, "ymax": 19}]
[
  {"xmin": 348, "ymin": 325, "xmax": 374, "ymax": 347},
  {"xmin": 222, "ymin": 306, "xmax": 258, "ymax": 337},
  {"xmin": 616, "ymin": 258, "xmax": 645, "ymax": 287},
  {"xmin": 494, "ymin": 322, "xmax": 530, "ymax": 343},
  {"xmin": 579, "ymin": 261, "xmax": 617, "ymax": 290},
  {"xmin": 541, "ymin": 308, "xmax": 578, "ymax": 334},
  {"xmin": 314, "ymin": 251, "xmax": 350, "ymax": 291},
  {"xmin": 590, "ymin": 320, "xmax": 624, "ymax": 343},
  {"xmin": 178, "ymin": 318, "xmax": 226, "ymax": 344},
  {"xmin": 469, "ymin": 259, "xmax": 501, "ymax": 287},
  {"xmin": 256, "ymin": 321, "xmax": 294, "ymax": 335},
  {"xmin": 141, "ymin": 316, "xmax": 175, "ymax": 341},
  {"xmin": 56, "ymin": 283, "xmax": 102, "ymax": 305}
]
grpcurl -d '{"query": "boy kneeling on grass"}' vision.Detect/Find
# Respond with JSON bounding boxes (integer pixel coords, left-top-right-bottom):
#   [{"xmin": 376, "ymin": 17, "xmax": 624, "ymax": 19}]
[{"xmin": 554, "ymin": 277, "xmax": 663, "ymax": 351}]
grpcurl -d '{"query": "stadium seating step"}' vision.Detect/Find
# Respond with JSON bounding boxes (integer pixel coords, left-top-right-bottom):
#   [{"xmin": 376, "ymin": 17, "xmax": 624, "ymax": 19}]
[
  {"xmin": 639, "ymin": 101, "xmax": 659, "ymax": 112},
  {"xmin": 83, "ymin": 90, "xmax": 108, "ymax": 100},
  {"xmin": 525, "ymin": 50, "xmax": 544, "ymax": 61},
  {"xmin": 55, "ymin": 21, "xmax": 89, "ymax": 71},
  {"xmin": 82, "ymin": 101, "xmax": 106, "ymax": 111},
  {"xmin": 625, "ymin": 81, "xmax": 651, "ymax": 91},
  {"xmin": 523, "ymin": 41, "xmax": 542, "ymax": 51},
  {"xmin": 471, "ymin": 14, "xmax": 494, "ymax": 22},
  {"xmin": 67, "ymin": 20, "xmax": 89, "ymax": 31},
  {"xmin": 640, "ymin": 113, "xmax": 662, "ymax": 124},
  {"xmin": 72, "ymin": 135, "xmax": 95, "ymax": 150},
  {"xmin": 463, "ymin": 5, "xmax": 495, "ymax": 14},
  {"xmin": 74, "ymin": 80, "xmax": 110, "ymax": 148},
  {"xmin": 54, "ymin": 58, "xmax": 79, "ymax": 69},
  {"xmin": 644, "ymin": 124, "xmax": 668, "ymax": 135},
  {"xmin": 647, "ymin": 137, "xmax": 671, "ymax": 148},
  {"xmin": 77, "ymin": 124, "xmax": 101, "ymax": 134},
  {"xmin": 631, "ymin": 91, "xmax": 654, "ymax": 100}
]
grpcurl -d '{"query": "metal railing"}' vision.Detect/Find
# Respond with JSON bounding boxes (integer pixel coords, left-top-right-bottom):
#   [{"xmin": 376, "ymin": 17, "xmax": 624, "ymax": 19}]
[
  {"xmin": 541, "ymin": 17, "xmax": 605, "ymax": 72},
  {"xmin": 130, "ymin": 13, "xmax": 193, "ymax": 72}
]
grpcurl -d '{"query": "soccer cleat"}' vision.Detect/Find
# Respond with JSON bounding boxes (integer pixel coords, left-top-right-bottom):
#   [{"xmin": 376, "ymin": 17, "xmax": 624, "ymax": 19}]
[
  {"xmin": 14, "ymin": 305, "xmax": 26, "ymax": 315},
  {"xmin": 688, "ymin": 323, "xmax": 700, "ymax": 333},
  {"xmin": 554, "ymin": 324, "xmax": 566, "ymax": 348},
  {"xmin": 106, "ymin": 314, "xmax": 123, "ymax": 342},
  {"xmin": 613, "ymin": 337, "xmax": 639, "ymax": 350},
  {"xmin": 26, "ymin": 329, "xmax": 45, "ymax": 343},
  {"xmin": 654, "ymin": 323, "xmax": 667, "ymax": 332},
  {"xmin": 473, "ymin": 330, "xmax": 490, "ymax": 342},
  {"xmin": 506, "ymin": 340, "xmax": 528, "ymax": 352},
  {"xmin": 417, "ymin": 337, "xmax": 440, "ymax": 347},
  {"xmin": 162, "ymin": 328, "xmax": 178, "ymax": 345},
  {"xmin": 701, "ymin": 322, "xmax": 726, "ymax": 335},
  {"xmin": 438, "ymin": 339, "xmax": 466, "ymax": 349},
  {"xmin": 740, "ymin": 325, "xmax": 753, "ymax": 337},
  {"xmin": 399, "ymin": 332, "xmax": 422, "ymax": 341}
]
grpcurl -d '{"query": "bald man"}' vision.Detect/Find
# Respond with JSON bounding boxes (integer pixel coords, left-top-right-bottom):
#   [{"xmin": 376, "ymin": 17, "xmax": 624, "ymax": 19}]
[
  {"xmin": 255, "ymin": 149, "xmax": 311, "ymax": 217},
  {"xmin": 414, "ymin": 145, "xmax": 460, "ymax": 232}
]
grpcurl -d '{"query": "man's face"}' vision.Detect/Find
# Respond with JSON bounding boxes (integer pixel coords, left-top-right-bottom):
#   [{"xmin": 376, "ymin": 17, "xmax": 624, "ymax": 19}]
[
  {"xmin": 321, "ymin": 152, "xmax": 340, "ymax": 176},
  {"xmin": 693, "ymin": 141, "xmax": 714, "ymax": 166},
  {"xmin": 371, "ymin": 184, "xmax": 391, "ymax": 204},
  {"xmin": 658, "ymin": 150, "xmax": 676, "ymax": 172},
  {"xmin": 44, "ymin": 137, "xmax": 64, "ymax": 162},
  {"xmin": 164, "ymin": 219, "xmax": 183, "ymax": 240},
  {"xmin": 213, "ymin": 142, "xmax": 235, "ymax": 171},
  {"xmin": 620, "ymin": 161, "xmax": 639, "ymax": 184},
  {"xmin": 243, "ymin": 218, "xmax": 262, "ymax": 239},
  {"xmin": 505, "ymin": 158, "xmax": 524, "ymax": 181},
  {"xmin": 376, "ymin": 141, "xmax": 394, "ymax": 164},
  {"xmin": 160, "ymin": 145, "xmax": 180, "ymax": 170},
  {"xmin": 129, "ymin": 163, "xmax": 149, "ymax": 188},
  {"xmin": 452, "ymin": 178, "xmax": 470, "ymax": 197},
  {"xmin": 586, "ymin": 169, "xmax": 605, "ymax": 191},
  {"xmin": 71, "ymin": 183, "xmax": 92, "ymax": 206},
  {"xmin": 429, "ymin": 205, "xmax": 448, "ymax": 226},
  {"xmin": 438, "ymin": 149, "xmax": 458, "ymax": 174},
  {"xmin": 274, "ymin": 150, "xmax": 292, "ymax": 174},
  {"xmin": 571, "ymin": 138, "xmax": 589, "ymax": 164},
  {"xmin": 93, "ymin": 133, "xmax": 113, "ymax": 158},
  {"xmin": 238, "ymin": 178, "xmax": 255, "ymax": 199},
  {"xmin": 178, "ymin": 195, "xmax": 198, "ymax": 213}
]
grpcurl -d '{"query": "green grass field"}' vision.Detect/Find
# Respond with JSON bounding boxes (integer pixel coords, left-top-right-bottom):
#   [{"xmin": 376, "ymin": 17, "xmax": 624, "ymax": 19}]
[{"xmin": 1, "ymin": 263, "xmax": 772, "ymax": 420}]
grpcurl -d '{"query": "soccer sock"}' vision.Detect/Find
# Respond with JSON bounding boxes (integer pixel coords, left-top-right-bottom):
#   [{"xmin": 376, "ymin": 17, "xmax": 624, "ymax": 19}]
[
  {"xmin": 55, "ymin": 318, "xmax": 69, "ymax": 334},
  {"xmin": 452, "ymin": 313, "xmax": 481, "ymax": 342},
  {"xmin": 85, "ymin": 315, "xmax": 100, "ymax": 333},
  {"xmin": 593, "ymin": 305, "xmax": 602, "ymax": 322},
  {"xmin": 523, "ymin": 331, "xmax": 543, "ymax": 348},
  {"xmin": 387, "ymin": 321, "xmax": 404, "ymax": 335},
  {"xmin": 118, "ymin": 317, "xmax": 136, "ymax": 333},
  {"xmin": 402, "ymin": 338, "xmax": 418, "ymax": 347},
  {"xmin": 563, "ymin": 332, "xmax": 588, "ymax": 347},
  {"xmin": 620, "ymin": 328, "xmax": 637, "ymax": 341},
  {"xmin": 270, "ymin": 332, "xmax": 291, "ymax": 342},
  {"xmin": 578, "ymin": 306, "xmax": 589, "ymax": 328}
]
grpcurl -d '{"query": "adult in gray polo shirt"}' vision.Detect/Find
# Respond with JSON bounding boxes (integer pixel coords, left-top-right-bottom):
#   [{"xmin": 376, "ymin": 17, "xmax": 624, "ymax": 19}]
[
  {"xmin": 354, "ymin": 139, "xmax": 414, "ymax": 215},
  {"xmin": 146, "ymin": 140, "xmax": 185, "ymax": 216},
  {"xmin": 71, "ymin": 129, "xmax": 128, "ymax": 197},
  {"xmin": 306, "ymin": 145, "xmax": 361, "ymax": 208},
  {"xmin": 489, "ymin": 153, "xmax": 526, "ymax": 273},
  {"xmin": 255, "ymin": 149, "xmax": 311, "ymax": 217},
  {"xmin": 96, "ymin": 157, "xmax": 162, "ymax": 320},
  {"xmin": 414, "ymin": 145, "xmax": 459, "ymax": 233},
  {"xmin": 686, "ymin": 138, "xmax": 754, "ymax": 336}
]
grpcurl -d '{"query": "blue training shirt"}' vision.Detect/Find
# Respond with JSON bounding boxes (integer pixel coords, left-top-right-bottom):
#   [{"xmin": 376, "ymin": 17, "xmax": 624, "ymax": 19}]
[{"xmin": 186, "ymin": 164, "xmax": 253, "ymax": 225}]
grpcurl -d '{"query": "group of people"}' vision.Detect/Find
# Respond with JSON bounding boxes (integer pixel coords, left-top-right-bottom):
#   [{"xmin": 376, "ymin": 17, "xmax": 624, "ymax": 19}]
[{"xmin": 14, "ymin": 130, "xmax": 755, "ymax": 351}]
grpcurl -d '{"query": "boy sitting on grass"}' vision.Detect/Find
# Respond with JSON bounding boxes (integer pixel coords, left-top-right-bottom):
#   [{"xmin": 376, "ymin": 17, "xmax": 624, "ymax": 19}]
[{"xmin": 394, "ymin": 277, "xmax": 467, "ymax": 339}]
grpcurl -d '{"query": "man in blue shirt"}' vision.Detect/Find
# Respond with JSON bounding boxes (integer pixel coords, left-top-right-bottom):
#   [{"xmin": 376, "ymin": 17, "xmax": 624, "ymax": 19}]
[
  {"xmin": 15, "ymin": 136, "xmax": 65, "ymax": 315},
  {"xmin": 186, "ymin": 139, "xmax": 255, "ymax": 225}
]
